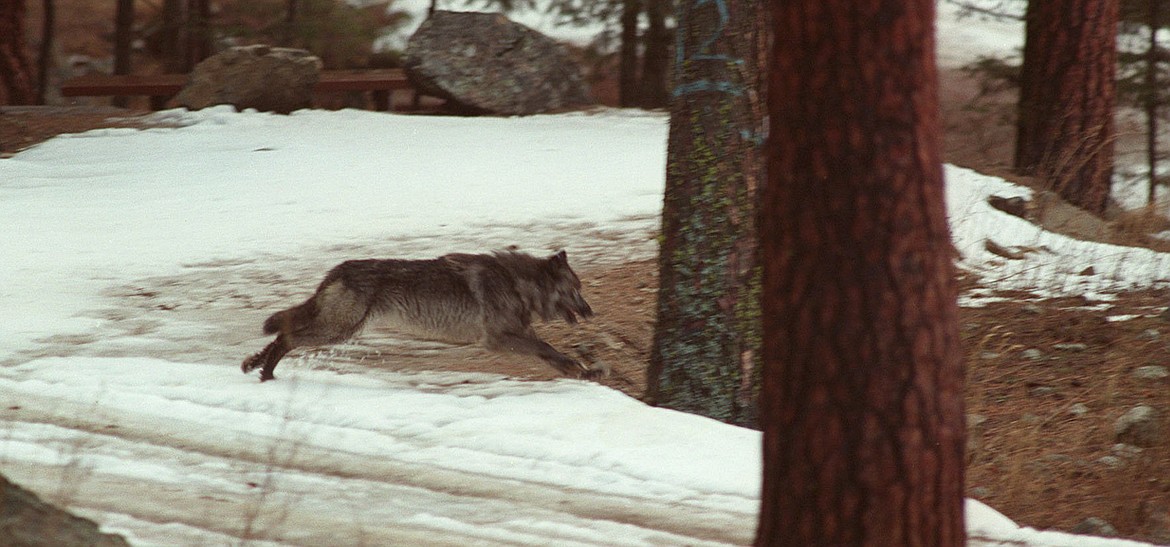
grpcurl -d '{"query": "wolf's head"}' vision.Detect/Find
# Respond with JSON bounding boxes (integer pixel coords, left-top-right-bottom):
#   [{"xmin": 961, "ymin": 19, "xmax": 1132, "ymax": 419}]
[{"xmin": 541, "ymin": 250, "xmax": 594, "ymax": 324}]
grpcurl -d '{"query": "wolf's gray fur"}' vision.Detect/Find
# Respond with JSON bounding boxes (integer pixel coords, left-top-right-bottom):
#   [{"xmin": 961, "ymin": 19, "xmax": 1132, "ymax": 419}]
[{"xmin": 241, "ymin": 250, "xmax": 598, "ymax": 382}]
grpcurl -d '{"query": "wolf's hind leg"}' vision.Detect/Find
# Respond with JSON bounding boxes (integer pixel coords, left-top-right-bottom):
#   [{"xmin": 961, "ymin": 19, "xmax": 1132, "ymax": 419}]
[
  {"xmin": 242, "ymin": 334, "xmax": 293, "ymax": 382},
  {"xmin": 244, "ymin": 283, "xmax": 371, "ymax": 382},
  {"xmin": 486, "ymin": 330, "xmax": 599, "ymax": 379}
]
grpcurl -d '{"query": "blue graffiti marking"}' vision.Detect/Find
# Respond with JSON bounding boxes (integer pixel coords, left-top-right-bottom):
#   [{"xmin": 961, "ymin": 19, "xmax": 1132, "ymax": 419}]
[
  {"xmin": 673, "ymin": 0, "xmax": 744, "ymax": 97},
  {"xmin": 673, "ymin": 80, "xmax": 746, "ymax": 97}
]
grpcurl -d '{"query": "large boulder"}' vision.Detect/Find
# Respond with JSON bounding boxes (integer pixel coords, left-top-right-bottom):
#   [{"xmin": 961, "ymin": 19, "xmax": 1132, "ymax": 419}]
[
  {"xmin": 403, "ymin": 11, "xmax": 592, "ymax": 115},
  {"xmin": 0, "ymin": 474, "xmax": 130, "ymax": 546},
  {"xmin": 174, "ymin": 45, "xmax": 322, "ymax": 114}
]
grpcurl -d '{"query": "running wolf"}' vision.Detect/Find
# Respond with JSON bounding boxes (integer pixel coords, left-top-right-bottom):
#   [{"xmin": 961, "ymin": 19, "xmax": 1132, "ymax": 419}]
[{"xmin": 241, "ymin": 250, "xmax": 599, "ymax": 382}]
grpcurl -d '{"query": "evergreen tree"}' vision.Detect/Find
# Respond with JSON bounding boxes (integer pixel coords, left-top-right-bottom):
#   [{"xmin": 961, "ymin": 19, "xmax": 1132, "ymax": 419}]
[
  {"xmin": 646, "ymin": 0, "xmax": 765, "ymax": 427},
  {"xmin": 757, "ymin": 0, "xmax": 966, "ymax": 543},
  {"xmin": 1015, "ymin": 0, "xmax": 1120, "ymax": 214}
]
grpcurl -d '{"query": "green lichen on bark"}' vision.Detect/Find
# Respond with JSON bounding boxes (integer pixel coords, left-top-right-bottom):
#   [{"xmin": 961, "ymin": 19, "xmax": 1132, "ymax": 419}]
[{"xmin": 648, "ymin": 29, "xmax": 764, "ymax": 426}]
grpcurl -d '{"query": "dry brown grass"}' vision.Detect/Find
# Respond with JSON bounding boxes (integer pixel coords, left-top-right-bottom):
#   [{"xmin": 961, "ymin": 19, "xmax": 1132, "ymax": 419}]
[{"xmin": 962, "ymin": 292, "xmax": 1170, "ymax": 541}]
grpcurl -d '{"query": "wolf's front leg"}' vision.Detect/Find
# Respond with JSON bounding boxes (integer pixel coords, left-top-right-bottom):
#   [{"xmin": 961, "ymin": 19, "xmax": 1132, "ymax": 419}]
[{"xmin": 486, "ymin": 331, "xmax": 604, "ymax": 380}]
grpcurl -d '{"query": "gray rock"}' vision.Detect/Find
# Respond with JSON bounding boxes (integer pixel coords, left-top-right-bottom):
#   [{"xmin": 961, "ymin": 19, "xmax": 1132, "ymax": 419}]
[
  {"xmin": 1111, "ymin": 443, "xmax": 1143, "ymax": 458},
  {"xmin": 1021, "ymin": 348, "xmax": 1045, "ymax": 360},
  {"xmin": 174, "ymin": 45, "xmax": 322, "ymax": 114},
  {"xmin": 1070, "ymin": 516, "xmax": 1118, "ymax": 537},
  {"xmin": 1096, "ymin": 455, "xmax": 1123, "ymax": 469},
  {"xmin": 967, "ymin": 413, "xmax": 988, "ymax": 428},
  {"xmin": 1137, "ymin": 328, "xmax": 1161, "ymax": 341},
  {"xmin": 0, "ymin": 474, "xmax": 130, "ymax": 546},
  {"xmin": 403, "ymin": 11, "xmax": 592, "ymax": 115},
  {"xmin": 1069, "ymin": 403, "xmax": 1090, "ymax": 416},
  {"xmin": 1052, "ymin": 342, "xmax": 1088, "ymax": 351},
  {"xmin": 987, "ymin": 195, "xmax": 1029, "ymax": 218},
  {"xmin": 1134, "ymin": 365, "xmax": 1169, "ymax": 380},
  {"xmin": 1114, "ymin": 405, "xmax": 1163, "ymax": 447}
]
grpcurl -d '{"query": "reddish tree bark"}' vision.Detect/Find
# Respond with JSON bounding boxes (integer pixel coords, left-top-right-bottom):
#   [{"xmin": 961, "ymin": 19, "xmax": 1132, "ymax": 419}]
[
  {"xmin": 1, "ymin": 0, "xmax": 36, "ymax": 105},
  {"xmin": 1014, "ymin": 0, "xmax": 1119, "ymax": 214},
  {"xmin": 756, "ymin": 0, "xmax": 965, "ymax": 545}
]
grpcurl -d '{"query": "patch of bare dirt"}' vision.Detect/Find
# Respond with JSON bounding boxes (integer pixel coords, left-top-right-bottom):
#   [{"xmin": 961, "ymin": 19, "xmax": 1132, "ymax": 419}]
[{"xmin": 0, "ymin": 106, "xmax": 159, "ymax": 156}]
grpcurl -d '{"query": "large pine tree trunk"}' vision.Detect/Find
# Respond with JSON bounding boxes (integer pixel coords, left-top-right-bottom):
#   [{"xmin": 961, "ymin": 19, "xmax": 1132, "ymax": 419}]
[
  {"xmin": 1014, "ymin": 0, "xmax": 1119, "ymax": 215},
  {"xmin": 0, "ymin": 0, "xmax": 36, "ymax": 105},
  {"xmin": 646, "ymin": 0, "xmax": 764, "ymax": 427},
  {"xmin": 756, "ymin": 0, "xmax": 965, "ymax": 544}
]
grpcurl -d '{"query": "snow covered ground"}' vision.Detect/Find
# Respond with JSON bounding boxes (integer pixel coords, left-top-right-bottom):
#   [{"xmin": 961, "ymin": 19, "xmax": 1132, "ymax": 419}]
[{"xmin": 2, "ymin": 3, "xmax": 1169, "ymax": 546}]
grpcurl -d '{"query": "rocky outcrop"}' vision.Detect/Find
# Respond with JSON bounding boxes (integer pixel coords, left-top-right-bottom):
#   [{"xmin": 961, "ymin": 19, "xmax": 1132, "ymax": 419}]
[
  {"xmin": 174, "ymin": 45, "xmax": 322, "ymax": 114},
  {"xmin": 0, "ymin": 474, "xmax": 129, "ymax": 547},
  {"xmin": 403, "ymin": 11, "xmax": 592, "ymax": 115},
  {"xmin": 1114, "ymin": 405, "xmax": 1163, "ymax": 448}
]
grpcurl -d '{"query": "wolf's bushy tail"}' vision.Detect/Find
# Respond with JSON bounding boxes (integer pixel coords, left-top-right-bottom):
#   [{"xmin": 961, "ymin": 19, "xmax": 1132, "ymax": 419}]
[{"xmin": 262, "ymin": 298, "xmax": 317, "ymax": 335}]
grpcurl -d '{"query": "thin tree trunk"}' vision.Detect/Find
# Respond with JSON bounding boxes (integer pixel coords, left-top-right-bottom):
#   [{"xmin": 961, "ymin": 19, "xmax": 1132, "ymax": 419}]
[
  {"xmin": 161, "ymin": 0, "xmax": 185, "ymax": 73},
  {"xmin": 1147, "ymin": 0, "xmax": 1160, "ymax": 206},
  {"xmin": 113, "ymin": 0, "xmax": 134, "ymax": 107},
  {"xmin": 646, "ymin": 0, "xmax": 764, "ymax": 427},
  {"xmin": 36, "ymin": 0, "xmax": 54, "ymax": 104},
  {"xmin": 756, "ymin": 0, "xmax": 965, "ymax": 544},
  {"xmin": 639, "ymin": 0, "xmax": 670, "ymax": 109},
  {"xmin": 1015, "ymin": 0, "xmax": 1119, "ymax": 214},
  {"xmin": 187, "ymin": 0, "xmax": 213, "ymax": 70},
  {"xmin": 0, "ymin": 0, "xmax": 36, "ymax": 105},
  {"xmin": 286, "ymin": 0, "xmax": 300, "ymax": 47},
  {"xmin": 618, "ymin": 0, "xmax": 641, "ymax": 107}
]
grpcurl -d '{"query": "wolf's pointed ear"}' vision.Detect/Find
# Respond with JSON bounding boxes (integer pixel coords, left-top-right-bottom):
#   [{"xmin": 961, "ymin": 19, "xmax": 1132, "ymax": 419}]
[{"xmin": 552, "ymin": 250, "xmax": 568, "ymax": 264}]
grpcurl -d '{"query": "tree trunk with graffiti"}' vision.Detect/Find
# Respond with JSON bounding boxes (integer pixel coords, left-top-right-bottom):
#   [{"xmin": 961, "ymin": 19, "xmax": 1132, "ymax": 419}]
[{"xmin": 646, "ymin": 0, "xmax": 765, "ymax": 428}]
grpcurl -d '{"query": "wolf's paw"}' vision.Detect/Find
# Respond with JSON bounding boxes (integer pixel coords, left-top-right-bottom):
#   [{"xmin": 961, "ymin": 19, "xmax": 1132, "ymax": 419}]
[
  {"xmin": 577, "ymin": 362, "xmax": 609, "ymax": 381},
  {"xmin": 241, "ymin": 355, "xmax": 259, "ymax": 373},
  {"xmin": 259, "ymin": 371, "xmax": 276, "ymax": 382},
  {"xmin": 579, "ymin": 368, "xmax": 606, "ymax": 381}
]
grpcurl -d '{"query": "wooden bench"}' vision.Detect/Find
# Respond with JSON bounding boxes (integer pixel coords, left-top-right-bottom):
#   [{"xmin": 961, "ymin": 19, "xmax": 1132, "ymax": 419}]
[{"xmin": 60, "ymin": 69, "xmax": 414, "ymax": 111}]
